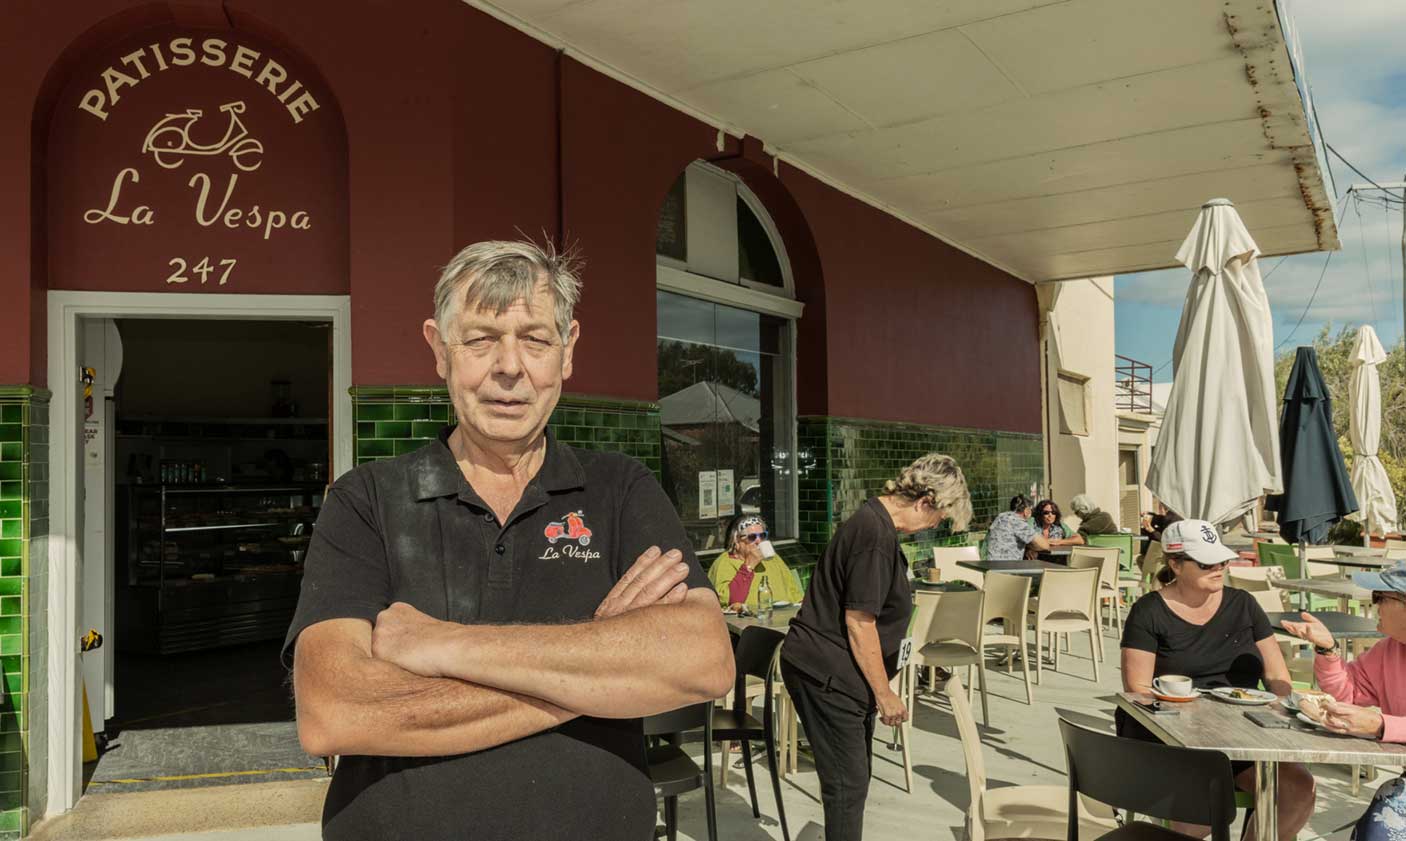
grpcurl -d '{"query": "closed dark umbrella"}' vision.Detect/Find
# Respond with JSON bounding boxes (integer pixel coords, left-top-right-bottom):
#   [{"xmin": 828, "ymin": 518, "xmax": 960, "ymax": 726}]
[{"xmin": 1266, "ymin": 347, "xmax": 1358, "ymax": 543}]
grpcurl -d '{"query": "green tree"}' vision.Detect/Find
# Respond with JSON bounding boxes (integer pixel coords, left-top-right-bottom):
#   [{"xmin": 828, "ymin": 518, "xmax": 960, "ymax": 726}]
[
  {"xmin": 657, "ymin": 340, "xmax": 761, "ymax": 398},
  {"xmin": 1275, "ymin": 325, "xmax": 1406, "ymax": 530}
]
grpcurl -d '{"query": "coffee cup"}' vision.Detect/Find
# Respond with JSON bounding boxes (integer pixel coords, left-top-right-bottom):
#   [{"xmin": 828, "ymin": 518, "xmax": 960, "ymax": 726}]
[
  {"xmin": 1153, "ymin": 675, "xmax": 1194, "ymax": 697},
  {"xmin": 759, "ymin": 540, "xmax": 777, "ymax": 559},
  {"xmin": 925, "ymin": 566, "xmax": 942, "ymax": 583}
]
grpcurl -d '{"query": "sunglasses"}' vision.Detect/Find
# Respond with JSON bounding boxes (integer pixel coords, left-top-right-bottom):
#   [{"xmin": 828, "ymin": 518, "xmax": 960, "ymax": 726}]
[
  {"xmin": 1175, "ymin": 559, "xmax": 1228, "ymax": 571},
  {"xmin": 739, "ymin": 531, "xmax": 769, "ymax": 543},
  {"xmin": 1372, "ymin": 591, "xmax": 1405, "ymax": 606}
]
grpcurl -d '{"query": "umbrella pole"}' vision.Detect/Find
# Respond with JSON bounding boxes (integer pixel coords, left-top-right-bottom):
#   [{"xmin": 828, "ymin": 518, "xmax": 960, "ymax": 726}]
[{"xmin": 1298, "ymin": 538, "xmax": 1309, "ymax": 611}]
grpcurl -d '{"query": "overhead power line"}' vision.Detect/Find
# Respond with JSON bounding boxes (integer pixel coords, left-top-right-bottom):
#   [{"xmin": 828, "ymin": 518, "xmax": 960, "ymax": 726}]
[
  {"xmin": 1275, "ymin": 249, "xmax": 1335, "ymax": 351},
  {"xmin": 1327, "ymin": 143, "xmax": 1404, "ymax": 202}
]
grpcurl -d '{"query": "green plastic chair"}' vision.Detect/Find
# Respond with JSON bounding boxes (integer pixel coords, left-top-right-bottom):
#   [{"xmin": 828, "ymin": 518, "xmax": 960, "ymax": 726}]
[
  {"xmin": 1256, "ymin": 541, "xmax": 1302, "ymax": 580},
  {"xmin": 1086, "ymin": 533, "xmax": 1136, "ymax": 572}
]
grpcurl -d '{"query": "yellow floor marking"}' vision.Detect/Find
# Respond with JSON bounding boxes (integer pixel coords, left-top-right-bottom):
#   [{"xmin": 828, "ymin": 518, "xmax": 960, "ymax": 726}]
[{"xmin": 90, "ymin": 767, "xmax": 324, "ymax": 785}]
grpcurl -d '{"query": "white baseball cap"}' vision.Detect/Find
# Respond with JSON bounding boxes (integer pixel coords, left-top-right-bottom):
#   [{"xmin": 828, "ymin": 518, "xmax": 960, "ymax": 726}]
[{"xmin": 1161, "ymin": 519, "xmax": 1238, "ymax": 566}]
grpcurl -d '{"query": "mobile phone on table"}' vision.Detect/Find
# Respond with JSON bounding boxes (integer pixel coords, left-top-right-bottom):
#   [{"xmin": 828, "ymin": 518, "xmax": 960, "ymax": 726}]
[
  {"xmin": 1133, "ymin": 699, "xmax": 1179, "ymax": 716},
  {"xmin": 1245, "ymin": 710, "xmax": 1291, "ymax": 729}
]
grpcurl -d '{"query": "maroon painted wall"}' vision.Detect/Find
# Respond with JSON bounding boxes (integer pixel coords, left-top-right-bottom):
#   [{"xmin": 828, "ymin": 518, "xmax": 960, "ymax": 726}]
[
  {"xmin": 2, "ymin": 0, "xmax": 1040, "ymax": 434},
  {"xmin": 559, "ymin": 58, "xmax": 726, "ymax": 402},
  {"xmin": 780, "ymin": 165, "xmax": 1042, "ymax": 433}
]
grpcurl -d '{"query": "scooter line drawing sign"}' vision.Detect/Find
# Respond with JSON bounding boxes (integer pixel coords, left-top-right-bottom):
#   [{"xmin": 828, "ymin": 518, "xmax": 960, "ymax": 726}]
[{"xmin": 143, "ymin": 101, "xmax": 263, "ymax": 172}]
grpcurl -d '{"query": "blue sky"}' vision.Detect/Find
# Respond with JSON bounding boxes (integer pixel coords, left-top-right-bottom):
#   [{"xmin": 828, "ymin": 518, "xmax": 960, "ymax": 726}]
[{"xmin": 1115, "ymin": 0, "xmax": 1406, "ymax": 381}]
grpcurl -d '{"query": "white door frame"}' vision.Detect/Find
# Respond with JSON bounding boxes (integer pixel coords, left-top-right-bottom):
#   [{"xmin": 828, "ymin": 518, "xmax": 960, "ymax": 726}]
[{"xmin": 45, "ymin": 290, "xmax": 353, "ymax": 815}]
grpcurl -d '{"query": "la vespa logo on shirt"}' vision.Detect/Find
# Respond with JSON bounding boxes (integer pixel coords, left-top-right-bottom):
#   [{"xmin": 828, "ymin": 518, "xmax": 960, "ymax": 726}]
[
  {"xmin": 539, "ymin": 511, "xmax": 602, "ymax": 563},
  {"xmin": 75, "ymin": 36, "xmax": 319, "ymax": 286}
]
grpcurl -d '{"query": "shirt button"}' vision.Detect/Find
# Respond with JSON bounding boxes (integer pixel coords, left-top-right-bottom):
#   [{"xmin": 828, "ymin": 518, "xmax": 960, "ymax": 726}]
[
  {"xmin": 483, "ymin": 513, "xmax": 494, "ymax": 523},
  {"xmin": 495, "ymin": 544, "xmax": 505, "ymax": 555}
]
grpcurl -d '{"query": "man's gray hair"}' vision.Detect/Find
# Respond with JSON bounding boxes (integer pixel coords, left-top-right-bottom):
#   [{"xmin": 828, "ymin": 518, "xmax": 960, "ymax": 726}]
[
  {"xmin": 1070, "ymin": 494, "xmax": 1099, "ymax": 517},
  {"xmin": 433, "ymin": 239, "xmax": 583, "ymax": 342}
]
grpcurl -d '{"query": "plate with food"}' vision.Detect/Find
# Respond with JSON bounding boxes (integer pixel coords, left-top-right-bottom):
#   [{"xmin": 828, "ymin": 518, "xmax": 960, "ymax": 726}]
[
  {"xmin": 1292, "ymin": 694, "xmax": 1372, "ymax": 737},
  {"xmin": 1284, "ymin": 689, "xmax": 1332, "ymax": 713},
  {"xmin": 1208, "ymin": 687, "xmax": 1277, "ymax": 705}
]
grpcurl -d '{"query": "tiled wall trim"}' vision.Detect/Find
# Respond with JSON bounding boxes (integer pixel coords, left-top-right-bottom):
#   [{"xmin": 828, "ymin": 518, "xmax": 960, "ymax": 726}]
[
  {"xmin": 349, "ymin": 392, "xmax": 1043, "ymax": 579},
  {"xmin": 0, "ymin": 388, "xmax": 50, "ymax": 839},
  {"xmin": 350, "ymin": 389, "xmax": 661, "ymax": 475},
  {"xmin": 797, "ymin": 415, "xmax": 1043, "ymax": 561}
]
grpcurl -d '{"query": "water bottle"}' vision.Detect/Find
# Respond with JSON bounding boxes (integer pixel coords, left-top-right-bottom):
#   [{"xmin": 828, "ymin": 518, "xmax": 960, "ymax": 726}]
[{"xmin": 758, "ymin": 574, "xmax": 773, "ymax": 623}]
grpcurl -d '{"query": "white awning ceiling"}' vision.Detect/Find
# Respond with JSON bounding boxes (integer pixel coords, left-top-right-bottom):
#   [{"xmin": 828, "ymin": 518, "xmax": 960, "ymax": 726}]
[{"xmin": 468, "ymin": 0, "xmax": 1338, "ymax": 282}]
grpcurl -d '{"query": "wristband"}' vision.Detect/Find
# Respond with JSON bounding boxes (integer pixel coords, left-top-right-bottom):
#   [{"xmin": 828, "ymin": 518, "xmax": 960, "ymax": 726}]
[{"xmin": 1314, "ymin": 643, "xmax": 1339, "ymax": 657}]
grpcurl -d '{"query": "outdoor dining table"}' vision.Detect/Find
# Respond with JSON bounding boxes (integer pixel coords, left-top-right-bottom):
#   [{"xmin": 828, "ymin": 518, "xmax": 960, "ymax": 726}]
[
  {"xmin": 957, "ymin": 559, "xmax": 1066, "ymax": 576},
  {"xmin": 1267, "ymin": 610, "xmax": 1382, "ymax": 640},
  {"xmin": 723, "ymin": 604, "xmax": 799, "ymax": 634},
  {"xmin": 1272, "ymin": 578, "xmax": 1372, "ymax": 612},
  {"xmin": 1116, "ymin": 691, "xmax": 1406, "ymax": 841},
  {"xmin": 1329, "ymin": 553, "xmax": 1397, "ymax": 570}
]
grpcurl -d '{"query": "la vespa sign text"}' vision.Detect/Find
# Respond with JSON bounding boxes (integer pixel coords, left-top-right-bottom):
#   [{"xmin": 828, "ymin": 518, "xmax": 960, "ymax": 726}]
[{"xmin": 63, "ymin": 33, "xmax": 335, "ymax": 290}]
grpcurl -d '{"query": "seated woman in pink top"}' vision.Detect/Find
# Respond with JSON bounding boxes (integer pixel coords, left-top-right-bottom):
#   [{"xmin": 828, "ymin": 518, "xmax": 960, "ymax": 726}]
[{"xmin": 1282, "ymin": 561, "xmax": 1406, "ymax": 741}]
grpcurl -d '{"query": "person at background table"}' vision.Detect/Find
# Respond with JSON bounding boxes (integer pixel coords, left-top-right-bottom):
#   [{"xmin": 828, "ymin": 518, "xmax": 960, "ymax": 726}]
[
  {"xmin": 1031, "ymin": 499, "xmax": 1083, "ymax": 547},
  {"xmin": 985, "ymin": 494, "xmax": 1049, "ymax": 561},
  {"xmin": 1119, "ymin": 519, "xmax": 1314, "ymax": 840},
  {"xmin": 781, "ymin": 454, "xmax": 972, "ymax": 841},
  {"xmin": 708, "ymin": 513, "xmax": 804, "ymax": 612},
  {"xmin": 1282, "ymin": 561, "xmax": 1406, "ymax": 741},
  {"xmin": 1138, "ymin": 504, "xmax": 1182, "ymax": 591},
  {"xmin": 1070, "ymin": 493, "xmax": 1119, "ymax": 538}
]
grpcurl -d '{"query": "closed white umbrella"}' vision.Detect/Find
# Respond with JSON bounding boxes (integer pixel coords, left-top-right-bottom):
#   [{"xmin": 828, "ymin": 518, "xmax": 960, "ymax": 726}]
[
  {"xmin": 1146, "ymin": 199, "xmax": 1282, "ymax": 526},
  {"xmin": 1348, "ymin": 325, "xmax": 1397, "ymax": 537}
]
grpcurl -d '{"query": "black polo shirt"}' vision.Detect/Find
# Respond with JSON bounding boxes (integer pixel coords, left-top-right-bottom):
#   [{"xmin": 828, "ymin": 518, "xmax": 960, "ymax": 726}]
[
  {"xmin": 781, "ymin": 497, "xmax": 912, "ymax": 704},
  {"xmin": 283, "ymin": 426, "xmax": 709, "ymax": 841}
]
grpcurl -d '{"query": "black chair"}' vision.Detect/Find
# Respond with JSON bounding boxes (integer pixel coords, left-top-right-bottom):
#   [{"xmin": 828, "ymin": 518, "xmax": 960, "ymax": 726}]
[
  {"xmin": 711, "ymin": 625, "xmax": 790, "ymax": 841},
  {"xmin": 643, "ymin": 702, "xmax": 717, "ymax": 841},
  {"xmin": 1058, "ymin": 718, "xmax": 1238, "ymax": 841}
]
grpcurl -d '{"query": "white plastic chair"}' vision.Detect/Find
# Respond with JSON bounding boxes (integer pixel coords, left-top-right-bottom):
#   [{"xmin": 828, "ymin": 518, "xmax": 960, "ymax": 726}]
[
  {"xmin": 980, "ymin": 572, "xmax": 1033, "ymax": 704},
  {"xmin": 948, "ymin": 674, "xmax": 1118, "ymax": 841},
  {"xmin": 933, "ymin": 545, "xmax": 984, "ymax": 588},
  {"xmin": 910, "ymin": 589, "xmax": 989, "ymax": 724},
  {"xmin": 1069, "ymin": 545, "xmax": 1123, "ymax": 639},
  {"xmin": 1029, "ymin": 567, "xmax": 1101, "ymax": 684}
]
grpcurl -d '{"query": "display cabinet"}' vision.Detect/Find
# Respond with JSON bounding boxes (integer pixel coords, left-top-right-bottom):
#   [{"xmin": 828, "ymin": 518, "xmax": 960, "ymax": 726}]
[{"xmin": 120, "ymin": 484, "xmax": 323, "ymax": 654}]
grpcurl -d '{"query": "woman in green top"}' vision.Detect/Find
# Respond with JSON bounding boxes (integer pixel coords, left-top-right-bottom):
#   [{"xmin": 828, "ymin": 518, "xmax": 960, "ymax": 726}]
[{"xmin": 708, "ymin": 513, "xmax": 804, "ymax": 611}]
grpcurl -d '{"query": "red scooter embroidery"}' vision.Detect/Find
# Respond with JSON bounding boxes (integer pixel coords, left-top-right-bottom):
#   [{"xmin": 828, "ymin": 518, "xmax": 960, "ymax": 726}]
[{"xmin": 544, "ymin": 511, "xmax": 592, "ymax": 546}]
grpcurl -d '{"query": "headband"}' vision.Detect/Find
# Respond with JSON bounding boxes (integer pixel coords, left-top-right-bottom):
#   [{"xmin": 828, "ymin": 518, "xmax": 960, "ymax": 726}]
[{"xmin": 729, "ymin": 515, "xmax": 767, "ymax": 545}]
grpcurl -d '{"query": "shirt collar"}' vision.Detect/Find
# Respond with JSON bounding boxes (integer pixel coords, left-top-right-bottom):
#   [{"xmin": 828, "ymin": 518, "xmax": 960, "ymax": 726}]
[
  {"xmin": 867, "ymin": 496, "xmax": 896, "ymax": 530},
  {"xmin": 410, "ymin": 425, "xmax": 586, "ymax": 501}
]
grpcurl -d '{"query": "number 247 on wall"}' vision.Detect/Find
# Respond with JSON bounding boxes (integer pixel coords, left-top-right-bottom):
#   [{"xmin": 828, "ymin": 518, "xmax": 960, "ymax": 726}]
[{"xmin": 167, "ymin": 257, "xmax": 236, "ymax": 286}]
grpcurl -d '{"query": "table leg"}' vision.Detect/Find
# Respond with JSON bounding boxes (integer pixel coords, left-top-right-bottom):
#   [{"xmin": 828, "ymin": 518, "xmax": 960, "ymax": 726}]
[{"xmin": 1254, "ymin": 761, "xmax": 1277, "ymax": 841}]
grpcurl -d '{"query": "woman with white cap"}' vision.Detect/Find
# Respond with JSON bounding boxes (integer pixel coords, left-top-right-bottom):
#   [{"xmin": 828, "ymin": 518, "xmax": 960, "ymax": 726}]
[{"xmin": 1118, "ymin": 519, "xmax": 1315, "ymax": 840}]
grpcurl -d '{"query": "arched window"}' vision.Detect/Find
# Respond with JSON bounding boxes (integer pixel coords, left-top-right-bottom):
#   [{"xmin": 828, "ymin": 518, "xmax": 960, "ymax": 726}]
[{"xmin": 655, "ymin": 162, "xmax": 802, "ymax": 555}]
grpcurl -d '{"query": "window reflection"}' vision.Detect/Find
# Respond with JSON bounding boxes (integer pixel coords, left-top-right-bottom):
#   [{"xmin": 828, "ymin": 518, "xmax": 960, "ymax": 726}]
[{"xmin": 657, "ymin": 291, "xmax": 793, "ymax": 551}]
